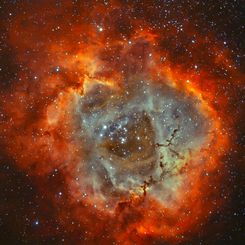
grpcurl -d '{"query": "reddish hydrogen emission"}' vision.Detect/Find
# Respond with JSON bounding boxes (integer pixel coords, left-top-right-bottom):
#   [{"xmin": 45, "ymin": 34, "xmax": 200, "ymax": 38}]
[{"xmin": 0, "ymin": 1, "xmax": 243, "ymax": 244}]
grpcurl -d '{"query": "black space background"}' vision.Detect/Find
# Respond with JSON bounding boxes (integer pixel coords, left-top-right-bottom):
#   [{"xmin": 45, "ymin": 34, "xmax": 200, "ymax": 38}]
[{"xmin": 0, "ymin": 1, "xmax": 244, "ymax": 244}]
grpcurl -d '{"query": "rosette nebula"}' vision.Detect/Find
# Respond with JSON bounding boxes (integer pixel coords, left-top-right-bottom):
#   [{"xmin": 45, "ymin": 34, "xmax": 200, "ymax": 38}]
[{"xmin": 0, "ymin": 1, "xmax": 244, "ymax": 244}]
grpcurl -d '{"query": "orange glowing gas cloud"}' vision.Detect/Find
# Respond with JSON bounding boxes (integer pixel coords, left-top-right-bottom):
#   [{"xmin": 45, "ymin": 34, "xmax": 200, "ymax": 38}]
[{"xmin": 0, "ymin": 1, "xmax": 241, "ymax": 244}]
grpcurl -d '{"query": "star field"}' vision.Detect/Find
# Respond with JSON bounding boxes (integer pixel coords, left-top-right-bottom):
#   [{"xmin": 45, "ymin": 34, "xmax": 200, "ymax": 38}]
[{"xmin": 0, "ymin": 1, "xmax": 244, "ymax": 244}]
